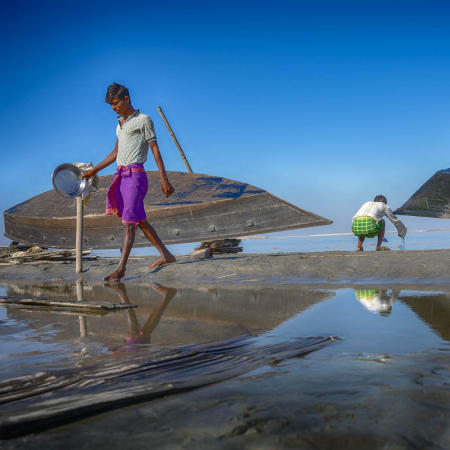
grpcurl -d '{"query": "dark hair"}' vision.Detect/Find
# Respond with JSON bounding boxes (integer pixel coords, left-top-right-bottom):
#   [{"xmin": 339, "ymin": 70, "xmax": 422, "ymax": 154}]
[
  {"xmin": 374, "ymin": 195, "xmax": 387, "ymax": 204},
  {"xmin": 105, "ymin": 83, "xmax": 130, "ymax": 103}
]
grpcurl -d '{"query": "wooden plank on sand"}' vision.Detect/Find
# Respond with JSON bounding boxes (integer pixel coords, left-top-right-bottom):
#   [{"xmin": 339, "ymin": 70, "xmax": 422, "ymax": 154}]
[{"xmin": 0, "ymin": 296, "xmax": 137, "ymax": 311}]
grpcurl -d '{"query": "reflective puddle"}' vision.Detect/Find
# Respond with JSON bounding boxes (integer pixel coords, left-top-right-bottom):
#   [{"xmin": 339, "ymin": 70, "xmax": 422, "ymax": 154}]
[{"xmin": 0, "ymin": 281, "xmax": 449, "ymax": 381}]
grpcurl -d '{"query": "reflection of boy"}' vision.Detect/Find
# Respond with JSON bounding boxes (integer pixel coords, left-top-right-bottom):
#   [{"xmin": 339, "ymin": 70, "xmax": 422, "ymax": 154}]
[
  {"xmin": 354, "ymin": 288, "xmax": 398, "ymax": 316},
  {"xmin": 352, "ymin": 195, "xmax": 407, "ymax": 252},
  {"xmin": 106, "ymin": 282, "xmax": 176, "ymax": 350},
  {"xmin": 82, "ymin": 83, "xmax": 175, "ymax": 281}
]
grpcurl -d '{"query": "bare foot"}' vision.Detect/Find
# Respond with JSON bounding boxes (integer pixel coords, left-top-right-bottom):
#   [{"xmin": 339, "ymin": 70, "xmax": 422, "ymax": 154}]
[
  {"xmin": 104, "ymin": 267, "xmax": 125, "ymax": 282},
  {"xmin": 356, "ymin": 247, "xmax": 363, "ymax": 252},
  {"xmin": 149, "ymin": 255, "xmax": 176, "ymax": 270}
]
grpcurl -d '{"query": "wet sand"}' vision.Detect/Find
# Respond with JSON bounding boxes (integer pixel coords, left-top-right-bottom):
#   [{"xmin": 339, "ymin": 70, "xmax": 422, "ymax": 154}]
[
  {"xmin": 0, "ymin": 249, "xmax": 449, "ymax": 284},
  {"xmin": 1, "ymin": 250, "xmax": 449, "ymax": 449},
  {"xmin": 3, "ymin": 348, "xmax": 448, "ymax": 450}
]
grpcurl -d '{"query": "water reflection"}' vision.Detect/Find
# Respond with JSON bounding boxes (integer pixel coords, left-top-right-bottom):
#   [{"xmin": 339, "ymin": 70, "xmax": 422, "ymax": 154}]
[
  {"xmin": 398, "ymin": 292, "xmax": 450, "ymax": 341},
  {"xmin": 106, "ymin": 283, "xmax": 176, "ymax": 351},
  {"xmin": 2, "ymin": 281, "xmax": 449, "ymax": 381},
  {"xmin": 354, "ymin": 288, "xmax": 399, "ymax": 316},
  {"xmin": 0, "ymin": 281, "xmax": 333, "ymax": 379}
]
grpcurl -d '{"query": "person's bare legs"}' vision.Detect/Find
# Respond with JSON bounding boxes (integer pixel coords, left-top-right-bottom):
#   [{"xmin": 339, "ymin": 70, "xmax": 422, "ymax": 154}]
[
  {"xmin": 104, "ymin": 223, "xmax": 136, "ymax": 281},
  {"xmin": 376, "ymin": 222, "xmax": 386, "ymax": 250},
  {"xmin": 356, "ymin": 236, "xmax": 365, "ymax": 251},
  {"xmin": 138, "ymin": 220, "xmax": 176, "ymax": 269}
]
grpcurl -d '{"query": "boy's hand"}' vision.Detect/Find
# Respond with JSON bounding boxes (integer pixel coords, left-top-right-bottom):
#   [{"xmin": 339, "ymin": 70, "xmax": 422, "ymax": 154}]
[
  {"xmin": 82, "ymin": 169, "xmax": 96, "ymax": 179},
  {"xmin": 161, "ymin": 177, "xmax": 174, "ymax": 198}
]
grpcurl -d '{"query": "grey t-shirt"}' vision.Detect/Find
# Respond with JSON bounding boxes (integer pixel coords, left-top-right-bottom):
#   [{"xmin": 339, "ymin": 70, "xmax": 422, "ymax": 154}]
[{"xmin": 116, "ymin": 110, "xmax": 156, "ymax": 166}]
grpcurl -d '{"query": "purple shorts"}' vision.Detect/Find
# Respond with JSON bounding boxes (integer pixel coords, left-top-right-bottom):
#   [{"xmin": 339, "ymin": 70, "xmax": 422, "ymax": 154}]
[{"xmin": 106, "ymin": 164, "xmax": 148, "ymax": 225}]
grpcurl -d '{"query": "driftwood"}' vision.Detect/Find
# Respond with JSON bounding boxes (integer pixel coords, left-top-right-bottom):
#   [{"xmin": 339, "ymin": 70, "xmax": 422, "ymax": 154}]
[
  {"xmin": 0, "ymin": 335, "xmax": 337, "ymax": 438},
  {"xmin": 0, "ymin": 247, "xmax": 97, "ymax": 265},
  {"xmin": 197, "ymin": 238, "xmax": 243, "ymax": 254},
  {"xmin": 0, "ymin": 297, "xmax": 137, "ymax": 312}
]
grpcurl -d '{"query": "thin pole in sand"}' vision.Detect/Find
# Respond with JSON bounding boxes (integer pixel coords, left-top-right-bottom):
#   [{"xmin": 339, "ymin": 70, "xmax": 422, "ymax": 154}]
[
  {"xmin": 157, "ymin": 106, "xmax": 193, "ymax": 173},
  {"xmin": 76, "ymin": 196, "xmax": 84, "ymax": 273}
]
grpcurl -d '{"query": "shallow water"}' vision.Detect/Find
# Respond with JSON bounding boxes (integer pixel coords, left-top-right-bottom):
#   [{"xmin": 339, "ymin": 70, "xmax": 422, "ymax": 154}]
[{"xmin": 1, "ymin": 281, "xmax": 448, "ymax": 381}]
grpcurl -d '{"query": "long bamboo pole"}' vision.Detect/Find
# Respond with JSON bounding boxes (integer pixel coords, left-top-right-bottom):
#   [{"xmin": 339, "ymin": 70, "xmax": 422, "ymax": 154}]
[{"xmin": 157, "ymin": 106, "xmax": 193, "ymax": 173}]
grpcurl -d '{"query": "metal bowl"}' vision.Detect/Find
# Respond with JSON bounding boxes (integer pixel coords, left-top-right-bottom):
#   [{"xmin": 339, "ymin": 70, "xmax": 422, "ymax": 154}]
[{"xmin": 52, "ymin": 163, "xmax": 87, "ymax": 198}]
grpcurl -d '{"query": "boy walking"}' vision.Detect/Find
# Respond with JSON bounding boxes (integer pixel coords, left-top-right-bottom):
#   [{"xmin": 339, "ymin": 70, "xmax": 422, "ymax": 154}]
[
  {"xmin": 352, "ymin": 195, "xmax": 407, "ymax": 251},
  {"xmin": 83, "ymin": 83, "xmax": 175, "ymax": 281}
]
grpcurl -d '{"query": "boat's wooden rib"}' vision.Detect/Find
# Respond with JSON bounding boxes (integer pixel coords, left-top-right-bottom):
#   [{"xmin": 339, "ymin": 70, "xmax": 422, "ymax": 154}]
[
  {"xmin": 0, "ymin": 335, "xmax": 337, "ymax": 438},
  {"xmin": 4, "ymin": 171, "xmax": 332, "ymax": 249},
  {"xmin": 394, "ymin": 168, "xmax": 450, "ymax": 218}
]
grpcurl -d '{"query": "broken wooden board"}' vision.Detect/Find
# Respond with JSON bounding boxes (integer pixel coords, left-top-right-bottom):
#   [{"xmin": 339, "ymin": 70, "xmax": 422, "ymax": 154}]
[
  {"xmin": 0, "ymin": 335, "xmax": 337, "ymax": 438},
  {"xmin": 0, "ymin": 297, "xmax": 137, "ymax": 312},
  {"xmin": 4, "ymin": 171, "xmax": 332, "ymax": 249}
]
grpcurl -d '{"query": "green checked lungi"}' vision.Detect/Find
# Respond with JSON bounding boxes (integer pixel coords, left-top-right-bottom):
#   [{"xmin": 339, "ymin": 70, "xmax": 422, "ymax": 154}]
[{"xmin": 352, "ymin": 217, "xmax": 385, "ymax": 238}]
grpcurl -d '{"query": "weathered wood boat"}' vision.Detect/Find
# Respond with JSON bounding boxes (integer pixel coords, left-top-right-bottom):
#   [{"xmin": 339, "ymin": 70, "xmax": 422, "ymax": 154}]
[
  {"xmin": 4, "ymin": 171, "xmax": 332, "ymax": 249},
  {"xmin": 394, "ymin": 168, "xmax": 450, "ymax": 218}
]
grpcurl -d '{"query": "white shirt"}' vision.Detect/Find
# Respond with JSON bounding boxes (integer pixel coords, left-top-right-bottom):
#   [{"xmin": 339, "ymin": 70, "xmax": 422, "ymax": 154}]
[
  {"xmin": 116, "ymin": 110, "xmax": 157, "ymax": 167},
  {"xmin": 353, "ymin": 201, "xmax": 407, "ymax": 238}
]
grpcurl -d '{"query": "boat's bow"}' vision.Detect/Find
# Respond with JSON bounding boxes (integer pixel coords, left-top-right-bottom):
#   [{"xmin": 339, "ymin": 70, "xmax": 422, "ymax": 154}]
[{"xmin": 394, "ymin": 168, "xmax": 450, "ymax": 219}]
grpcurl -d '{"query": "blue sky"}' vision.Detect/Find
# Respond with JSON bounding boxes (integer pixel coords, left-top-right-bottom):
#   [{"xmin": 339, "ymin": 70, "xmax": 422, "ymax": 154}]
[{"xmin": 1, "ymin": 0, "xmax": 449, "ymax": 247}]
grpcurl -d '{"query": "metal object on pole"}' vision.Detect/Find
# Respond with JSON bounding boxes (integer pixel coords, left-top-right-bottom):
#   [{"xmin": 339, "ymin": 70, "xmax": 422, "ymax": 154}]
[
  {"xmin": 51, "ymin": 163, "xmax": 92, "ymax": 275},
  {"xmin": 157, "ymin": 106, "xmax": 193, "ymax": 173}
]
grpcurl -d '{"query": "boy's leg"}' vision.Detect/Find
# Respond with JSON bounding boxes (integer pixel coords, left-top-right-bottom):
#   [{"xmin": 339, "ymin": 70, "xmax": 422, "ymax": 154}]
[
  {"xmin": 356, "ymin": 236, "xmax": 365, "ymax": 251},
  {"xmin": 376, "ymin": 222, "xmax": 386, "ymax": 250},
  {"xmin": 138, "ymin": 220, "xmax": 176, "ymax": 268},
  {"xmin": 105, "ymin": 223, "xmax": 136, "ymax": 281}
]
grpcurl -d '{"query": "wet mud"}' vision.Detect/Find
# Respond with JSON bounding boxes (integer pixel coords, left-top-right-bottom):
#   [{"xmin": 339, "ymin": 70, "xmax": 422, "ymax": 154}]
[{"xmin": 0, "ymin": 251, "xmax": 449, "ymax": 448}]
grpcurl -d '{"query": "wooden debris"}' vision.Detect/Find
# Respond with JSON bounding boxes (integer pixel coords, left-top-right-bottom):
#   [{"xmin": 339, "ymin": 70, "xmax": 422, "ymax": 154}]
[
  {"xmin": 196, "ymin": 238, "xmax": 243, "ymax": 254},
  {"xmin": 0, "ymin": 335, "xmax": 337, "ymax": 438},
  {"xmin": 0, "ymin": 296, "xmax": 137, "ymax": 311},
  {"xmin": 0, "ymin": 246, "xmax": 97, "ymax": 265}
]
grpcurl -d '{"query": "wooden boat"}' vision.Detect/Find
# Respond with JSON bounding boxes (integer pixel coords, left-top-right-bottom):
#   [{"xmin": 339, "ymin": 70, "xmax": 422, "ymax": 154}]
[
  {"xmin": 4, "ymin": 171, "xmax": 332, "ymax": 249},
  {"xmin": 394, "ymin": 168, "xmax": 450, "ymax": 218}
]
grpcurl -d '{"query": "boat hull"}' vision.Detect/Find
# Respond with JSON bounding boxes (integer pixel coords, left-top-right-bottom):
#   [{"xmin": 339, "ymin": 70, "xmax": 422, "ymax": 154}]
[
  {"xmin": 394, "ymin": 169, "xmax": 450, "ymax": 219},
  {"xmin": 4, "ymin": 171, "xmax": 332, "ymax": 249}
]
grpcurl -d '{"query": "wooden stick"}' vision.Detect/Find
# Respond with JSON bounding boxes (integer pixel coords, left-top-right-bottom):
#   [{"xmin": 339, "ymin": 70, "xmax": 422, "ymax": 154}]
[
  {"xmin": 76, "ymin": 196, "xmax": 84, "ymax": 273},
  {"xmin": 157, "ymin": 106, "xmax": 193, "ymax": 173},
  {"xmin": 0, "ymin": 297, "xmax": 137, "ymax": 311}
]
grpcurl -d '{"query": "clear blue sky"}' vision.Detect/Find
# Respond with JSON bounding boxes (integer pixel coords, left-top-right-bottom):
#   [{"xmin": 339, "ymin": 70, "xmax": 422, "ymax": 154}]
[{"xmin": 1, "ymin": 0, "xmax": 449, "ymax": 246}]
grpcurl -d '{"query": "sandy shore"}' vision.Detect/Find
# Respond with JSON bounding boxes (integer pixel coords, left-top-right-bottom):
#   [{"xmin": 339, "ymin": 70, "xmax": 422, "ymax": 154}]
[{"xmin": 1, "ymin": 249, "xmax": 449, "ymax": 284}]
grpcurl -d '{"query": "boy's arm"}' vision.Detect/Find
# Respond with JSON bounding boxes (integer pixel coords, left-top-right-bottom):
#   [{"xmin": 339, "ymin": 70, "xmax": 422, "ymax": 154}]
[
  {"xmin": 384, "ymin": 205, "xmax": 407, "ymax": 238},
  {"xmin": 82, "ymin": 141, "xmax": 118, "ymax": 179},
  {"xmin": 149, "ymin": 141, "xmax": 174, "ymax": 198}
]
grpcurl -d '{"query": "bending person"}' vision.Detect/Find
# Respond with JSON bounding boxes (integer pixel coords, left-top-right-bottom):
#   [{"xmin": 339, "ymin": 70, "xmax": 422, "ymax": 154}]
[{"xmin": 352, "ymin": 194, "xmax": 407, "ymax": 251}]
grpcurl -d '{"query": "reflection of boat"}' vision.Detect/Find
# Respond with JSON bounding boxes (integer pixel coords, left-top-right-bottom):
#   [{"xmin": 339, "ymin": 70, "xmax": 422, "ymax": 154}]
[
  {"xmin": 4, "ymin": 282, "xmax": 333, "ymax": 342},
  {"xmin": 398, "ymin": 292, "xmax": 450, "ymax": 341},
  {"xmin": 4, "ymin": 171, "xmax": 332, "ymax": 249},
  {"xmin": 394, "ymin": 168, "xmax": 450, "ymax": 218}
]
